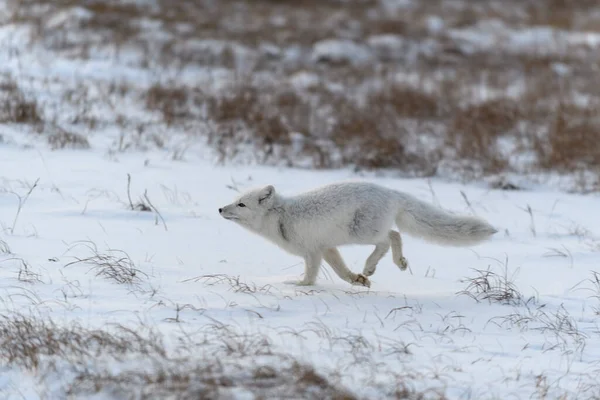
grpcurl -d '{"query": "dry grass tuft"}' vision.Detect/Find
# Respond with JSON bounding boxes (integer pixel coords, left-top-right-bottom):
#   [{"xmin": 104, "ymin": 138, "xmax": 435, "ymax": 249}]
[
  {"xmin": 47, "ymin": 126, "xmax": 90, "ymax": 150},
  {"xmin": 329, "ymin": 100, "xmax": 407, "ymax": 169},
  {"xmin": 0, "ymin": 239, "xmax": 11, "ymax": 254},
  {"xmin": 488, "ymin": 303, "xmax": 587, "ymax": 355},
  {"xmin": 64, "ymin": 241, "xmax": 147, "ymax": 287},
  {"xmin": 447, "ymin": 98, "xmax": 521, "ymax": 172},
  {"xmin": 537, "ymin": 102, "xmax": 600, "ymax": 171},
  {"xmin": 458, "ymin": 262, "xmax": 534, "ymax": 306},
  {"xmin": 589, "ymin": 271, "xmax": 600, "ymax": 316},
  {"xmin": 145, "ymin": 84, "xmax": 205, "ymax": 126},
  {"xmin": 184, "ymin": 273, "xmax": 276, "ymax": 295},
  {"xmin": 209, "ymin": 83, "xmax": 293, "ymax": 145},
  {"xmin": 0, "ymin": 78, "xmax": 43, "ymax": 125},
  {"xmin": 0, "ymin": 314, "xmax": 164, "ymax": 370},
  {"xmin": 367, "ymin": 84, "xmax": 442, "ymax": 119}
]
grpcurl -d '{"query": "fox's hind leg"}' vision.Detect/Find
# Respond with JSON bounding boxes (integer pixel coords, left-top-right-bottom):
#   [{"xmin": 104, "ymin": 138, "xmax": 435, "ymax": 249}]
[
  {"xmin": 363, "ymin": 239, "xmax": 390, "ymax": 276},
  {"xmin": 324, "ymin": 248, "xmax": 370, "ymax": 288},
  {"xmin": 389, "ymin": 230, "xmax": 409, "ymax": 271}
]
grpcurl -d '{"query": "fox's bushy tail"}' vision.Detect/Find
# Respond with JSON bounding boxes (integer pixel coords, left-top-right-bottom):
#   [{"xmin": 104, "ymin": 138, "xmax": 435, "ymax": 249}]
[{"xmin": 395, "ymin": 193, "xmax": 497, "ymax": 246}]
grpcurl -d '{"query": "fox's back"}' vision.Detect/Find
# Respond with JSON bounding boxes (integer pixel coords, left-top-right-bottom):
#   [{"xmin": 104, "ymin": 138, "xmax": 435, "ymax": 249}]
[
  {"xmin": 281, "ymin": 182, "xmax": 398, "ymax": 246},
  {"xmin": 286, "ymin": 182, "xmax": 391, "ymax": 214}
]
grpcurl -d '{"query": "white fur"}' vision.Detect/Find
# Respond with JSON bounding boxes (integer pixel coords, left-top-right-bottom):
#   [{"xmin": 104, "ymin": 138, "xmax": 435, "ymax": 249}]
[{"xmin": 219, "ymin": 182, "xmax": 498, "ymax": 287}]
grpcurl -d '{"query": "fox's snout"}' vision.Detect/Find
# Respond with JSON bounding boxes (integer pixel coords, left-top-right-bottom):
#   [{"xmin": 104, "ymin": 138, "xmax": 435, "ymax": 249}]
[{"xmin": 219, "ymin": 206, "xmax": 237, "ymax": 220}]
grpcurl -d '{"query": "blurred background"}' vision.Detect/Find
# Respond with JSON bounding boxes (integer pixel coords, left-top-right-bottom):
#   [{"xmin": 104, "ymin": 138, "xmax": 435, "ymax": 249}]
[{"xmin": 1, "ymin": 0, "xmax": 599, "ymax": 190}]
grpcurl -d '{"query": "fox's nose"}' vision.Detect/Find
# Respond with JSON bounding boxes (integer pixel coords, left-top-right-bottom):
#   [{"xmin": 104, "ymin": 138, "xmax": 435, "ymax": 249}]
[{"xmin": 218, "ymin": 208, "xmax": 223, "ymax": 213}]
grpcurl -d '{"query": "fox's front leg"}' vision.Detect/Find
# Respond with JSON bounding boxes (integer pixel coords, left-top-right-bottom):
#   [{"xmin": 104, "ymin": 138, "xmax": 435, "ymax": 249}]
[
  {"xmin": 324, "ymin": 248, "xmax": 371, "ymax": 288},
  {"xmin": 284, "ymin": 252, "xmax": 322, "ymax": 286}
]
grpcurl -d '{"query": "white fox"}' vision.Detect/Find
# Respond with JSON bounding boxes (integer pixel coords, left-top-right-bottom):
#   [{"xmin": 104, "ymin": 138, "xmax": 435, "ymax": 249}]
[{"xmin": 219, "ymin": 182, "xmax": 497, "ymax": 287}]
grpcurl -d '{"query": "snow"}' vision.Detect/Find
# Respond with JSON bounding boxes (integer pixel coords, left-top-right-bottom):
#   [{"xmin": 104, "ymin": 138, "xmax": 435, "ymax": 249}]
[
  {"xmin": 45, "ymin": 7, "xmax": 93, "ymax": 30},
  {"xmin": 426, "ymin": 16, "xmax": 445, "ymax": 34},
  {"xmin": 367, "ymin": 34, "xmax": 406, "ymax": 61},
  {"xmin": 288, "ymin": 71, "xmax": 321, "ymax": 90},
  {"xmin": 0, "ymin": 1, "xmax": 599, "ymax": 397},
  {"xmin": 0, "ymin": 147, "xmax": 599, "ymax": 398},
  {"xmin": 311, "ymin": 39, "xmax": 373, "ymax": 65},
  {"xmin": 449, "ymin": 20, "xmax": 600, "ymax": 56}
]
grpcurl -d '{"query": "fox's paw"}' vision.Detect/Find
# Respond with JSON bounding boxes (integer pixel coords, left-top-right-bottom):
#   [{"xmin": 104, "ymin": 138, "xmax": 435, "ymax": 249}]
[
  {"xmin": 394, "ymin": 256, "xmax": 409, "ymax": 271},
  {"xmin": 363, "ymin": 264, "xmax": 376, "ymax": 277},
  {"xmin": 351, "ymin": 274, "xmax": 371, "ymax": 288},
  {"xmin": 283, "ymin": 279, "xmax": 314, "ymax": 286}
]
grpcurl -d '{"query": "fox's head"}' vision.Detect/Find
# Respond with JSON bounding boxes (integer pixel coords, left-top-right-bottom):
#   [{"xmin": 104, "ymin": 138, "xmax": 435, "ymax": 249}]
[{"xmin": 219, "ymin": 185, "xmax": 276, "ymax": 231}]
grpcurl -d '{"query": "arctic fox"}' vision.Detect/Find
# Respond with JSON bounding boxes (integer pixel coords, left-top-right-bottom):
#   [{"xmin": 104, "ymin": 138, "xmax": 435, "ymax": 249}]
[{"xmin": 219, "ymin": 182, "xmax": 497, "ymax": 287}]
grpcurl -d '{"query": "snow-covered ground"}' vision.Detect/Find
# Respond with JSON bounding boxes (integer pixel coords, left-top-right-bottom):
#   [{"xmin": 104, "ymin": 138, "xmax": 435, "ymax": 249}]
[
  {"xmin": 0, "ymin": 0, "xmax": 599, "ymax": 398},
  {"xmin": 0, "ymin": 147, "xmax": 599, "ymax": 399}
]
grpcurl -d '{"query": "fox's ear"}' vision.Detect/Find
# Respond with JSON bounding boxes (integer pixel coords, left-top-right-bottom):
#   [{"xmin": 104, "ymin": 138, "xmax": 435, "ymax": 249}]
[{"xmin": 258, "ymin": 185, "xmax": 275, "ymax": 204}]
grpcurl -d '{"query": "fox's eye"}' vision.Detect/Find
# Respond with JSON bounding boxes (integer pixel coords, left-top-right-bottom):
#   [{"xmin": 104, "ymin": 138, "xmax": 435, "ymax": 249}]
[{"xmin": 237, "ymin": 203, "xmax": 246, "ymax": 207}]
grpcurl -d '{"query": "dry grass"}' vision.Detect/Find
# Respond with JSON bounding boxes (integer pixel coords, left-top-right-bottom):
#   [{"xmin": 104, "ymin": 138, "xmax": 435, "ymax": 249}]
[
  {"xmin": 0, "ymin": 78, "xmax": 43, "ymax": 125},
  {"xmin": 3, "ymin": 0, "xmax": 600, "ymax": 187},
  {"xmin": 0, "ymin": 313, "xmax": 165, "ymax": 370},
  {"xmin": 0, "ymin": 239, "xmax": 10, "ymax": 254},
  {"xmin": 367, "ymin": 84, "xmax": 443, "ymax": 120},
  {"xmin": 71, "ymin": 357, "xmax": 358, "ymax": 400},
  {"xmin": 589, "ymin": 271, "xmax": 600, "ymax": 316},
  {"xmin": 458, "ymin": 261, "xmax": 535, "ymax": 306},
  {"xmin": 64, "ymin": 241, "xmax": 147, "ymax": 287},
  {"xmin": 183, "ymin": 273, "xmax": 276, "ymax": 295},
  {"xmin": 487, "ymin": 303, "xmax": 588, "ymax": 356},
  {"xmin": 142, "ymin": 67, "xmax": 600, "ymax": 178},
  {"xmin": 15, "ymin": 258, "xmax": 43, "ymax": 284},
  {"xmin": 0, "ymin": 313, "xmax": 441, "ymax": 399},
  {"xmin": 145, "ymin": 84, "xmax": 205, "ymax": 126},
  {"xmin": 525, "ymin": 0, "xmax": 600, "ymax": 30},
  {"xmin": 447, "ymin": 98, "xmax": 521, "ymax": 173},
  {"xmin": 538, "ymin": 103, "xmax": 600, "ymax": 171},
  {"xmin": 47, "ymin": 126, "xmax": 90, "ymax": 150},
  {"xmin": 329, "ymin": 99, "xmax": 409, "ymax": 170},
  {"xmin": 209, "ymin": 83, "xmax": 291, "ymax": 145}
]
